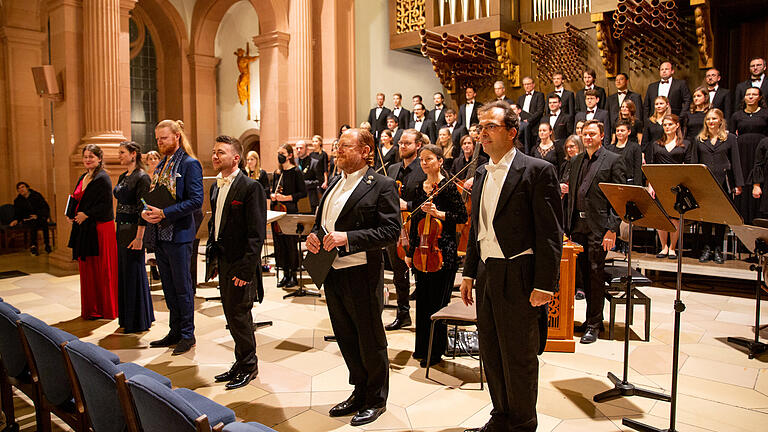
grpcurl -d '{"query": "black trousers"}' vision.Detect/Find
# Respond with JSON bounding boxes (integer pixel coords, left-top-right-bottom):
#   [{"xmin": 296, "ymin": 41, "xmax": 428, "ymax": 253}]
[
  {"xmin": 700, "ymin": 222, "xmax": 726, "ymax": 250},
  {"xmin": 476, "ymin": 257, "xmax": 541, "ymax": 432},
  {"xmin": 273, "ymin": 230, "xmax": 298, "ymax": 271},
  {"xmin": 413, "ymin": 265, "xmax": 455, "ymax": 360},
  {"xmin": 571, "ymin": 229, "xmax": 607, "ymax": 327},
  {"xmin": 24, "ymin": 219, "xmax": 49, "ymax": 247},
  {"xmin": 218, "ymin": 258, "xmax": 257, "ymax": 371},
  {"xmin": 324, "ymin": 264, "xmax": 389, "ymax": 408},
  {"xmin": 385, "ymin": 244, "xmax": 410, "ymax": 313}
]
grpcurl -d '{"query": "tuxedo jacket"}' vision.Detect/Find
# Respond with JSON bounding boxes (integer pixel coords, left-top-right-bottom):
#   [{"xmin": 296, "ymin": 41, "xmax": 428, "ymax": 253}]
[
  {"xmin": 575, "ymin": 86, "xmax": 607, "ymax": 112},
  {"xmin": 517, "ymin": 91, "xmax": 546, "ymax": 125},
  {"xmin": 574, "ymin": 109, "xmax": 612, "ymax": 146},
  {"xmin": 644, "ymin": 78, "xmax": 692, "ymax": 117},
  {"xmin": 367, "ymin": 106, "xmax": 392, "ymax": 137},
  {"xmin": 375, "ymin": 144, "xmax": 399, "ymax": 172},
  {"xmin": 409, "ymin": 117, "xmax": 438, "ymax": 144},
  {"xmin": 299, "ymin": 156, "xmax": 324, "ymax": 208},
  {"xmin": 495, "ymin": 96, "xmax": 514, "ymax": 105},
  {"xmin": 547, "ymin": 89, "xmax": 575, "ymax": 116},
  {"xmin": 431, "ymin": 106, "xmax": 448, "ymax": 128},
  {"xmin": 207, "ymin": 171, "xmax": 267, "ymax": 298},
  {"xmin": 734, "ymin": 79, "xmax": 768, "ymax": 114},
  {"xmin": 391, "ymin": 128, "xmax": 404, "ymax": 147},
  {"xmin": 709, "ymin": 87, "xmax": 733, "ymax": 120},
  {"xmin": 391, "ymin": 107, "xmax": 411, "ymax": 130},
  {"xmin": 458, "ymin": 101, "xmax": 483, "ymax": 128},
  {"xmin": 447, "ymin": 123, "xmax": 469, "ymax": 149},
  {"xmin": 567, "ymin": 148, "xmax": 626, "ymax": 236},
  {"xmin": 606, "ymin": 90, "xmax": 644, "ymax": 128},
  {"xmin": 311, "ymin": 167, "xmax": 400, "ymax": 266},
  {"xmin": 462, "ymin": 151, "xmax": 563, "ymax": 294},
  {"xmin": 543, "ymin": 113, "xmax": 574, "ymax": 141}
]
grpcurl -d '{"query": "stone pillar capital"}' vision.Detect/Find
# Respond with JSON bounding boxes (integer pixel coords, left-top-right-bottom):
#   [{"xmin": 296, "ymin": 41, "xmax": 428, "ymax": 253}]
[
  {"xmin": 188, "ymin": 54, "xmax": 221, "ymax": 70},
  {"xmin": 47, "ymin": 0, "xmax": 82, "ymax": 13},
  {"xmin": 0, "ymin": 26, "xmax": 46, "ymax": 46},
  {"xmin": 252, "ymin": 31, "xmax": 290, "ymax": 53},
  {"xmin": 119, "ymin": 0, "xmax": 138, "ymax": 16}
]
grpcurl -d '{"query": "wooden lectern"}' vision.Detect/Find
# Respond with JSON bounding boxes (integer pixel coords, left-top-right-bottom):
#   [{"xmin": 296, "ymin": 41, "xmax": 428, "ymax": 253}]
[{"xmin": 544, "ymin": 238, "xmax": 582, "ymax": 353}]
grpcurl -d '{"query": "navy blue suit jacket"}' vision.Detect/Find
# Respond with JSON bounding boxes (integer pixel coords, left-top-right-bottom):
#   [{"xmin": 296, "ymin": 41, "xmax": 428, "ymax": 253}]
[{"xmin": 161, "ymin": 151, "xmax": 204, "ymax": 243}]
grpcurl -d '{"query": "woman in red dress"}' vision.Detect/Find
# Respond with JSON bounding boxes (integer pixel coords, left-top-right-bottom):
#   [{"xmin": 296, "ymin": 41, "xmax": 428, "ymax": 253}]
[{"xmin": 68, "ymin": 144, "xmax": 119, "ymax": 319}]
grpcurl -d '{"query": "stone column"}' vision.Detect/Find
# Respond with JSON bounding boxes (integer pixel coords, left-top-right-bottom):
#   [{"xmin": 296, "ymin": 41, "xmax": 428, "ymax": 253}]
[
  {"xmin": 253, "ymin": 31, "xmax": 290, "ymax": 173},
  {"xmin": 288, "ymin": 0, "xmax": 313, "ymax": 141},
  {"xmin": 81, "ymin": 0, "xmax": 128, "ymax": 144},
  {"xmin": 188, "ymin": 53, "xmax": 221, "ymax": 174}
]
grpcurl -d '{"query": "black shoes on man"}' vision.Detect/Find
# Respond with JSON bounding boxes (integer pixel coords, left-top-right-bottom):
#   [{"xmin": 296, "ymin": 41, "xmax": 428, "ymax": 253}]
[
  {"xmin": 215, "ymin": 364, "xmax": 259, "ymax": 390},
  {"xmin": 699, "ymin": 246, "xmax": 725, "ymax": 264},
  {"xmin": 328, "ymin": 392, "xmax": 386, "ymax": 426},
  {"xmin": 384, "ymin": 313, "xmax": 412, "ymax": 331},
  {"xmin": 149, "ymin": 333, "xmax": 195, "ymax": 355}
]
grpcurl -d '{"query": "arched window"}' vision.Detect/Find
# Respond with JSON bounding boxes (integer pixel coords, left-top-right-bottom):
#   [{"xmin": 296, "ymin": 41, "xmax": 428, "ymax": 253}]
[{"xmin": 129, "ymin": 17, "xmax": 158, "ymax": 151}]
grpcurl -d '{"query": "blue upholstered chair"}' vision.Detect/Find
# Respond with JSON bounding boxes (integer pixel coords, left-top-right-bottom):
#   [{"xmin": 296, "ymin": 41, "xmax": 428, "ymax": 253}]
[
  {"xmin": 222, "ymin": 422, "xmax": 277, "ymax": 432},
  {"xmin": 127, "ymin": 374, "xmax": 236, "ymax": 432},
  {"xmin": 0, "ymin": 302, "xmax": 45, "ymax": 431},
  {"xmin": 18, "ymin": 314, "xmax": 89, "ymax": 431},
  {"xmin": 63, "ymin": 339, "xmax": 172, "ymax": 432}
]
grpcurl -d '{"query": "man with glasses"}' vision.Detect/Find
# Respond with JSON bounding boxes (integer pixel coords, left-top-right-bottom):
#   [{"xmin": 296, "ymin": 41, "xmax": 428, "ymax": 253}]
[{"xmin": 460, "ymin": 101, "xmax": 563, "ymax": 432}]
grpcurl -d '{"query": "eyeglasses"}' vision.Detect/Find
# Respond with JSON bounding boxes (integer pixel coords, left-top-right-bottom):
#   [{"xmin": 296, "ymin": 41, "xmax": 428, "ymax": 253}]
[{"xmin": 476, "ymin": 123, "xmax": 505, "ymax": 133}]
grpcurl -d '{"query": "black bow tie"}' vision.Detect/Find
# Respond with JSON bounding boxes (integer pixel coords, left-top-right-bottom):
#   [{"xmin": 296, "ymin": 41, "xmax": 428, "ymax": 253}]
[
  {"xmin": 618, "ymin": 91, "xmax": 627, "ymax": 95},
  {"xmin": 753, "ymin": 78, "xmax": 762, "ymax": 82},
  {"xmin": 660, "ymin": 79, "xmax": 669, "ymax": 84},
  {"xmin": 587, "ymin": 110, "xmax": 595, "ymax": 114},
  {"xmin": 526, "ymin": 92, "xmax": 532, "ymax": 96}
]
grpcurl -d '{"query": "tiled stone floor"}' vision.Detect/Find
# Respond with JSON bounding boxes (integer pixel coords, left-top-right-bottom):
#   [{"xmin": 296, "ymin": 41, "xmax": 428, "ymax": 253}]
[{"xmin": 1, "ymin": 251, "xmax": 767, "ymax": 431}]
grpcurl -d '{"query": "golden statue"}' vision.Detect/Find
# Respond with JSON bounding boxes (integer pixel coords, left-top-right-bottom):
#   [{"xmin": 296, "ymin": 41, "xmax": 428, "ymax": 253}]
[{"xmin": 235, "ymin": 43, "xmax": 258, "ymax": 120}]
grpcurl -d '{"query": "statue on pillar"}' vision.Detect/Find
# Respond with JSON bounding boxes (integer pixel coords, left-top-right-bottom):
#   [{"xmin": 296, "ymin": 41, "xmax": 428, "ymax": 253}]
[{"xmin": 234, "ymin": 43, "xmax": 259, "ymax": 120}]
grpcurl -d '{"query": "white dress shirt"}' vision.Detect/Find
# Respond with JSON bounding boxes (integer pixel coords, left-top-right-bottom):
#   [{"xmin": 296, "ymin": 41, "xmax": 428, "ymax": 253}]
[
  {"xmin": 586, "ymin": 108, "xmax": 596, "ymax": 121},
  {"xmin": 658, "ymin": 78, "xmax": 672, "ymax": 97},
  {"xmin": 214, "ymin": 168, "xmax": 240, "ymax": 240},
  {"xmin": 322, "ymin": 166, "xmax": 368, "ymax": 269},
  {"xmin": 708, "ymin": 85, "xmax": 719, "ymax": 104},
  {"xmin": 549, "ymin": 110, "xmax": 560, "ymax": 128},
  {"xmin": 465, "ymin": 102, "xmax": 475, "ymax": 125},
  {"xmin": 617, "ymin": 90, "xmax": 627, "ymax": 107},
  {"xmin": 434, "ymin": 106, "xmax": 443, "ymax": 122},
  {"xmin": 393, "ymin": 106, "xmax": 401, "ymax": 116},
  {"xmin": 414, "ymin": 116, "xmax": 424, "ymax": 131},
  {"xmin": 375, "ymin": 106, "xmax": 383, "ymax": 119},
  {"xmin": 523, "ymin": 93, "xmax": 533, "ymax": 113},
  {"xmin": 554, "ymin": 87, "xmax": 564, "ymax": 97},
  {"xmin": 753, "ymin": 74, "xmax": 765, "ymax": 89}
]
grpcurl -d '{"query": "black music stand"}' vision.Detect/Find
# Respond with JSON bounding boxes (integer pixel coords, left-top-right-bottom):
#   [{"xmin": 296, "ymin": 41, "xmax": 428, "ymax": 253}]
[
  {"xmin": 628, "ymin": 164, "xmax": 743, "ymax": 432},
  {"xmin": 726, "ymin": 224, "xmax": 768, "ymax": 359},
  {"xmin": 594, "ymin": 183, "xmax": 673, "ymax": 404},
  {"xmin": 277, "ymin": 214, "xmax": 321, "ymax": 299}
]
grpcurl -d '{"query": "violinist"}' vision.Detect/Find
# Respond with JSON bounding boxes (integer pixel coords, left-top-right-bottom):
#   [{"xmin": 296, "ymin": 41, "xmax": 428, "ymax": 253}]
[
  {"xmin": 271, "ymin": 144, "xmax": 307, "ymax": 288},
  {"xmin": 451, "ymin": 134, "xmax": 488, "ymax": 175},
  {"xmin": 383, "ymin": 129, "xmax": 427, "ymax": 330},
  {"xmin": 404, "ymin": 144, "xmax": 467, "ymax": 367}
]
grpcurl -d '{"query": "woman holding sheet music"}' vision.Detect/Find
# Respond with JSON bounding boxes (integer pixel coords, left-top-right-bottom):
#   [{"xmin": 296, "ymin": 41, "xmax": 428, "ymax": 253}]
[{"xmin": 270, "ymin": 143, "xmax": 307, "ymax": 288}]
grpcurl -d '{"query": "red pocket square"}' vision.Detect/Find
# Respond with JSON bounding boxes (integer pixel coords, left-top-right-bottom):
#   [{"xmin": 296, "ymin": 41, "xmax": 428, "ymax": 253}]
[{"xmin": 231, "ymin": 200, "xmax": 243, "ymax": 205}]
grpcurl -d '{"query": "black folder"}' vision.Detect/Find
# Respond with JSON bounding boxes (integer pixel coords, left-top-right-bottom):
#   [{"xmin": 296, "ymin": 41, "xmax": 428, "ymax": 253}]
[
  {"xmin": 303, "ymin": 227, "xmax": 338, "ymax": 288},
  {"xmin": 65, "ymin": 195, "xmax": 78, "ymax": 219},
  {"xmin": 144, "ymin": 185, "xmax": 175, "ymax": 209}
]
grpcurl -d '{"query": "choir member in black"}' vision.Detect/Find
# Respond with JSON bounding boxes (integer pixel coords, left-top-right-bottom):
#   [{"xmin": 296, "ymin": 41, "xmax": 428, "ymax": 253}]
[
  {"xmin": 296, "ymin": 140, "xmax": 324, "ymax": 212},
  {"xmin": 436, "ymin": 127, "xmax": 455, "ymax": 170},
  {"xmin": 575, "ymin": 69, "xmax": 607, "ymax": 112},
  {"xmin": 607, "ymin": 72, "xmax": 644, "ymax": 132},
  {"xmin": 113, "ymin": 141, "xmax": 154, "ymax": 333},
  {"xmin": 404, "ymin": 144, "xmax": 467, "ymax": 367},
  {"xmin": 606, "ymin": 120, "xmax": 643, "ymax": 186},
  {"xmin": 751, "ymin": 136, "xmax": 768, "ymax": 219},
  {"xmin": 531, "ymin": 122, "xmax": 565, "ymax": 172},
  {"xmin": 386, "ymin": 116, "xmax": 404, "ymax": 149},
  {"xmin": 611, "ymin": 100, "xmax": 642, "ymax": 145},
  {"xmin": 731, "ymin": 87, "xmax": 768, "ymax": 224},
  {"xmin": 10, "ymin": 182, "xmax": 51, "ymax": 255},
  {"xmin": 646, "ymin": 114, "xmax": 690, "ymax": 260},
  {"xmin": 311, "ymin": 134, "xmax": 330, "ymax": 189},
  {"xmin": 641, "ymin": 96, "xmax": 671, "ymax": 160},
  {"xmin": 452, "ymin": 135, "xmax": 488, "ymax": 176},
  {"xmin": 691, "ymin": 109, "xmax": 742, "ymax": 264},
  {"xmin": 245, "ymin": 150, "xmax": 270, "ymax": 192},
  {"xmin": 548, "ymin": 72, "xmax": 575, "ymax": 115},
  {"xmin": 329, "ymin": 139, "xmax": 340, "ymax": 180},
  {"xmin": 559, "ymin": 135, "xmax": 584, "ymax": 240},
  {"xmin": 270, "ymin": 144, "xmax": 307, "ymax": 288},
  {"xmin": 682, "ymin": 87, "xmax": 710, "ymax": 140},
  {"xmin": 575, "ymin": 120, "xmax": 585, "ymax": 138},
  {"xmin": 705, "ymin": 68, "xmax": 732, "ymax": 120},
  {"xmin": 338, "ymin": 124, "xmax": 351, "ymax": 138},
  {"xmin": 734, "ymin": 57, "xmax": 767, "ymax": 114},
  {"xmin": 375, "ymin": 129, "xmax": 398, "ymax": 172},
  {"xmin": 145, "ymin": 151, "xmax": 162, "ymax": 178}
]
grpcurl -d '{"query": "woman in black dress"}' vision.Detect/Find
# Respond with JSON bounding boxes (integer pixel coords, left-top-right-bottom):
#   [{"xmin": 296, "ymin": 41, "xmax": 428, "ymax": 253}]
[
  {"xmin": 647, "ymin": 114, "xmax": 690, "ymax": 260},
  {"xmin": 682, "ymin": 87, "xmax": 710, "ymax": 141},
  {"xmin": 436, "ymin": 127, "xmax": 455, "ymax": 170},
  {"xmin": 642, "ymin": 96, "xmax": 672, "ymax": 161},
  {"xmin": 270, "ymin": 144, "xmax": 307, "ymax": 288},
  {"xmin": 531, "ymin": 122, "xmax": 565, "ymax": 172},
  {"xmin": 328, "ymin": 139, "xmax": 340, "ymax": 181},
  {"xmin": 689, "ymin": 109, "xmax": 742, "ymax": 263},
  {"xmin": 404, "ymin": 144, "xmax": 467, "ymax": 367},
  {"xmin": 611, "ymin": 99, "xmax": 642, "ymax": 144},
  {"xmin": 731, "ymin": 87, "xmax": 768, "ymax": 225},
  {"xmin": 375, "ymin": 129, "xmax": 399, "ymax": 172},
  {"xmin": 607, "ymin": 120, "xmax": 643, "ymax": 186},
  {"xmin": 311, "ymin": 134, "xmax": 330, "ymax": 189},
  {"xmin": 113, "ymin": 142, "xmax": 154, "ymax": 332},
  {"xmin": 245, "ymin": 150, "xmax": 270, "ymax": 192},
  {"xmin": 751, "ymin": 136, "xmax": 768, "ymax": 218}
]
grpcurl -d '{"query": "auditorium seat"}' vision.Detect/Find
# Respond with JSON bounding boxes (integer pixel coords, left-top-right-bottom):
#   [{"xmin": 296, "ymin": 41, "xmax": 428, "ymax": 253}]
[
  {"xmin": 127, "ymin": 374, "xmax": 236, "ymax": 432},
  {"xmin": 63, "ymin": 339, "xmax": 172, "ymax": 432},
  {"xmin": 222, "ymin": 422, "xmax": 277, "ymax": 432},
  {"xmin": 18, "ymin": 314, "xmax": 89, "ymax": 431}
]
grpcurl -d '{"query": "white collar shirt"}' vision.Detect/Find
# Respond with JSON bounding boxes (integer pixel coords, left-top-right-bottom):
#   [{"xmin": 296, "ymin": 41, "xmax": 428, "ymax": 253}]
[
  {"xmin": 658, "ymin": 77, "xmax": 672, "ymax": 97},
  {"xmin": 753, "ymin": 74, "xmax": 765, "ymax": 88},
  {"xmin": 322, "ymin": 166, "xmax": 369, "ymax": 269},
  {"xmin": 523, "ymin": 93, "xmax": 533, "ymax": 113},
  {"xmin": 214, "ymin": 168, "xmax": 240, "ymax": 240},
  {"xmin": 465, "ymin": 102, "xmax": 474, "ymax": 124},
  {"xmin": 375, "ymin": 106, "xmax": 383, "ymax": 119},
  {"xmin": 550, "ymin": 110, "xmax": 560, "ymax": 127}
]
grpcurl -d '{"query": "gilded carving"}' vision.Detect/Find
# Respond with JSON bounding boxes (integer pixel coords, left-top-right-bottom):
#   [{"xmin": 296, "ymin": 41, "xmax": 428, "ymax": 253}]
[
  {"xmin": 693, "ymin": 2, "xmax": 714, "ymax": 69},
  {"xmin": 396, "ymin": 0, "xmax": 426, "ymax": 34},
  {"xmin": 234, "ymin": 43, "xmax": 259, "ymax": 121}
]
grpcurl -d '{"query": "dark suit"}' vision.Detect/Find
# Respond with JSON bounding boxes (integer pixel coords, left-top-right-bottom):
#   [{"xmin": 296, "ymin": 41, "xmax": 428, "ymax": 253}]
[
  {"xmin": 299, "ymin": 155, "xmax": 324, "ymax": 211},
  {"xmin": 391, "ymin": 127, "xmax": 404, "ymax": 147},
  {"xmin": 409, "ymin": 117, "xmax": 438, "ymax": 144},
  {"xmin": 375, "ymin": 144, "xmax": 399, "ymax": 172},
  {"xmin": 431, "ymin": 106, "xmax": 447, "ymax": 128},
  {"xmin": 391, "ymin": 107, "xmax": 410, "ymax": 130},
  {"xmin": 547, "ymin": 89, "xmax": 575, "ymax": 116},
  {"xmin": 367, "ymin": 106, "xmax": 392, "ymax": 139},
  {"xmin": 575, "ymin": 86, "xmax": 607, "ymax": 112},
  {"xmin": 207, "ymin": 171, "xmax": 266, "ymax": 373},
  {"xmin": 567, "ymin": 148, "xmax": 625, "ymax": 328},
  {"xmin": 606, "ymin": 90, "xmax": 644, "ymax": 129},
  {"xmin": 643, "ymin": 78, "xmax": 692, "ymax": 117},
  {"xmin": 458, "ymin": 101, "xmax": 482, "ymax": 128},
  {"xmin": 574, "ymin": 109, "xmax": 612, "ymax": 146},
  {"xmin": 311, "ymin": 167, "xmax": 400, "ymax": 409},
  {"xmin": 543, "ymin": 112, "xmax": 574, "ymax": 141},
  {"xmin": 518, "ymin": 92, "xmax": 546, "ymax": 149},
  {"xmin": 446, "ymin": 122, "xmax": 468, "ymax": 150},
  {"xmin": 495, "ymin": 96, "xmax": 514, "ymax": 105},
  {"xmin": 463, "ymin": 151, "xmax": 563, "ymax": 431},
  {"xmin": 709, "ymin": 87, "xmax": 733, "ymax": 120},
  {"xmin": 734, "ymin": 76, "xmax": 768, "ymax": 114}
]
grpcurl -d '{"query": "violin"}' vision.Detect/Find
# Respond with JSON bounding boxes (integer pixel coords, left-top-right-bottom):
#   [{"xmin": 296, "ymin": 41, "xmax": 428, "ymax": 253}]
[
  {"xmin": 271, "ymin": 171, "xmax": 287, "ymax": 233},
  {"xmin": 413, "ymin": 182, "xmax": 443, "ymax": 273},
  {"xmin": 395, "ymin": 180, "xmax": 411, "ymax": 260}
]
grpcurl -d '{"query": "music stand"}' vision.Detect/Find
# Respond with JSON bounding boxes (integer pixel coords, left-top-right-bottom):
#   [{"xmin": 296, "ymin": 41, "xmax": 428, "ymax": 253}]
[
  {"xmin": 594, "ymin": 184, "xmax": 673, "ymax": 404},
  {"xmin": 277, "ymin": 214, "xmax": 321, "ymax": 299},
  {"xmin": 726, "ymin": 224, "xmax": 768, "ymax": 359},
  {"xmin": 627, "ymin": 164, "xmax": 742, "ymax": 432}
]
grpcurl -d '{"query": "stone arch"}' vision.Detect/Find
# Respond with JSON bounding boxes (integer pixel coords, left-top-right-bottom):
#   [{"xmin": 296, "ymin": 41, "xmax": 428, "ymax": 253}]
[{"xmin": 238, "ymin": 128, "xmax": 261, "ymax": 154}]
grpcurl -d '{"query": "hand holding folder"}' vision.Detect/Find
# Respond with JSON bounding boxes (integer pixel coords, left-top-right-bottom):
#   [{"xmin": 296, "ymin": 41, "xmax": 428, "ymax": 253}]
[{"xmin": 304, "ymin": 227, "xmax": 338, "ymax": 289}]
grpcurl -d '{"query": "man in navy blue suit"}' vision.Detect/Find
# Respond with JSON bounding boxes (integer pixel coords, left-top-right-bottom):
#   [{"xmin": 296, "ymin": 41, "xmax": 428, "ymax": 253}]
[{"xmin": 143, "ymin": 120, "xmax": 204, "ymax": 355}]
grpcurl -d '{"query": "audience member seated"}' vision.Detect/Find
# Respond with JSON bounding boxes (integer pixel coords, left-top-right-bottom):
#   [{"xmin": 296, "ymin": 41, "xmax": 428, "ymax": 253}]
[{"xmin": 10, "ymin": 181, "xmax": 51, "ymax": 255}]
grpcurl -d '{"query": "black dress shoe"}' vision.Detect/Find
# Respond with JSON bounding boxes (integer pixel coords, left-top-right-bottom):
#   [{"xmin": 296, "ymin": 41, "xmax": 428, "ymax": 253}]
[
  {"xmin": 667, "ymin": 251, "xmax": 677, "ymax": 260},
  {"xmin": 215, "ymin": 365, "xmax": 238, "ymax": 382},
  {"xmin": 276, "ymin": 276, "xmax": 288, "ymax": 288},
  {"xmin": 656, "ymin": 251, "xmax": 668, "ymax": 258},
  {"xmin": 285, "ymin": 274, "xmax": 298, "ymax": 288},
  {"xmin": 575, "ymin": 289, "xmax": 585, "ymax": 300},
  {"xmin": 350, "ymin": 406, "xmax": 386, "ymax": 426},
  {"xmin": 699, "ymin": 246, "xmax": 712, "ymax": 263},
  {"xmin": 149, "ymin": 333, "xmax": 181, "ymax": 347},
  {"xmin": 713, "ymin": 247, "xmax": 725, "ymax": 264},
  {"xmin": 385, "ymin": 314, "xmax": 412, "ymax": 331},
  {"xmin": 580, "ymin": 326, "xmax": 600, "ymax": 344},
  {"xmin": 171, "ymin": 338, "xmax": 196, "ymax": 355},
  {"xmin": 225, "ymin": 367, "xmax": 258, "ymax": 390},
  {"xmin": 329, "ymin": 393, "xmax": 365, "ymax": 417}
]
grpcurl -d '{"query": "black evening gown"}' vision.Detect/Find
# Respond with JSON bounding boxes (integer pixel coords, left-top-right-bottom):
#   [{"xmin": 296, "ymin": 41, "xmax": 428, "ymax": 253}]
[
  {"xmin": 113, "ymin": 169, "xmax": 155, "ymax": 333},
  {"xmin": 682, "ymin": 110, "xmax": 707, "ymax": 141},
  {"xmin": 731, "ymin": 109, "xmax": 768, "ymax": 224}
]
